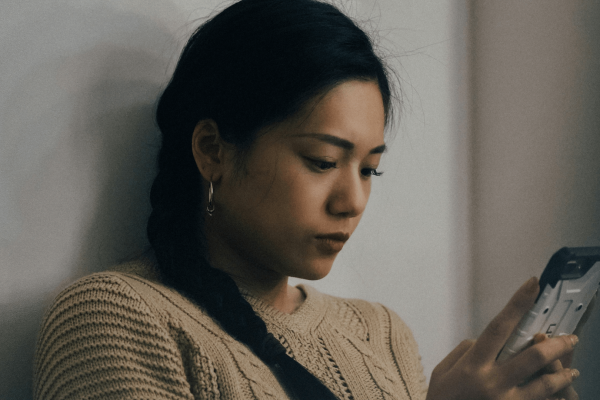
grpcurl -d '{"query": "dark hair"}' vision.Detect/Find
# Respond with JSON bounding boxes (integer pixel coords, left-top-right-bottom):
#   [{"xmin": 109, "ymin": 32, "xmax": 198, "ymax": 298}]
[{"xmin": 147, "ymin": 0, "xmax": 393, "ymax": 398}]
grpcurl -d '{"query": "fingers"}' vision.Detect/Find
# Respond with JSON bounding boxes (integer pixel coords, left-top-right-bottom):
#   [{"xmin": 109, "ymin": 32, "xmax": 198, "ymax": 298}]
[
  {"xmin": 533, "ymin": 332, "xmax": 575, "ymax": 371},
  {"xmin": 534, "ymin": 334, "xmax": 564, "ymax": 374},
  {"xmin": 552, "ymin": 383, "xmax": 579, "ymax": 400},
  {"xmin": 518, "ymin": 367, "xmax": 579, "ymax": 400},
  {"xmin": 502, "ymin": 334, "xmax": 578, "ymax": 385},
  {"xmin": 531, "ymin": 334, "xmax": 579, "ymax": 400},
  {"xmin": 471, "ymin": 277, "xmax": 539, "ymax": 364},
  {"xmin": 544, "ymin": 359, "xmax": 563, "ymax": 374},
  {"xmin": 559, "ymin": 350, "xmax": 574, "ymax": 370},
  {"xmin": 534, "ymin": 334, "xmax": 563, "ymax": 374},
  {"xmin": 432, "ymin": 339, "xmax": 474, "ymax": 376}
]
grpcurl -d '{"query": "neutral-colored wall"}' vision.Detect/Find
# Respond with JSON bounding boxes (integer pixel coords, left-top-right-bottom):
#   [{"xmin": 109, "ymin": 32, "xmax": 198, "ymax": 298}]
[
  {"xmin": 0, "ymin": 0, "xmax": 469, "ymax": 397},
  {"xmin": 471, "ymin": 1, "xmax": 600, "ymax": 397}
]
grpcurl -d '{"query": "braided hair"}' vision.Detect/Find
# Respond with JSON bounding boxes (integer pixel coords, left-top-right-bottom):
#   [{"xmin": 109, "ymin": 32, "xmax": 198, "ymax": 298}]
[{"xmin": 147, "ymin": 0, "xmax": 393, "ymax": 398}]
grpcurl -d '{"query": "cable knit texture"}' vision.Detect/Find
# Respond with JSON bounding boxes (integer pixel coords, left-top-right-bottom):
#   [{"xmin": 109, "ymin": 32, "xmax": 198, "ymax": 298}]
[{"xmin": 34, "ymin": 260, "xmax": 428, "ymax": 400}]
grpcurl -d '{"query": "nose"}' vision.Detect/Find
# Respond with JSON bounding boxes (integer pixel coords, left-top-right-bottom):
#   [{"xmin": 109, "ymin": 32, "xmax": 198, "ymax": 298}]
[{"xmin": 326, "ymin": 169, "xmax": 369, "ymax": 218}]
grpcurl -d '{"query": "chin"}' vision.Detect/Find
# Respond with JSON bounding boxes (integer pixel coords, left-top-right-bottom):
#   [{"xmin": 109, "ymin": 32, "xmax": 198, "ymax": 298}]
[{"xmin": 292, "ymin": 259, "xmax": 335, "ymax": 281}]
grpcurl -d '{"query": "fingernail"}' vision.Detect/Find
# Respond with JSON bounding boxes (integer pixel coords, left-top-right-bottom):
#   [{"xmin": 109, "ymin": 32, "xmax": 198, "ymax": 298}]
[
  {"xmin": 570, "ymin": 369, "xmax": 580, "ymax": 380},
  {"xmin": 570, "ymin": 335, "xmax": 579, "ymax": 347},
  {"xmin": 533, "ymin": 333, "xmax": 546, "ymax": 343}
]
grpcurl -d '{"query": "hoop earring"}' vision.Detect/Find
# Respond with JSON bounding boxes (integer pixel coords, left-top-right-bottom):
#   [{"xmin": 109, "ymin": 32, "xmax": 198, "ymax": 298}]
[{"xmin": 206, "ymin": 181, "xmax": 215, "ymax": 216}]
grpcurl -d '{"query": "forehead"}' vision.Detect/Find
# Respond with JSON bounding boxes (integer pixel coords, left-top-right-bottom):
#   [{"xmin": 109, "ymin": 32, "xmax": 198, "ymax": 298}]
[{"xmin": 273, "ymin": 80, "xmax": 386, "ymax": 146}]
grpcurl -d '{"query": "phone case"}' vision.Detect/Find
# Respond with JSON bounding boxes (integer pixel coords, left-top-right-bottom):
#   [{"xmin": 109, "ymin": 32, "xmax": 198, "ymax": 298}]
[{"xmin": 496, "ymin": 247, "xmax": 600, "ymax": 362}]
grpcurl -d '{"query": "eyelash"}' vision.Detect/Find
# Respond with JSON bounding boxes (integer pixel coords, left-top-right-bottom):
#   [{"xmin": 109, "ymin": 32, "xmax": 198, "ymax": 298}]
[
  {"xmin": 308, "ymin": 158, "xmax": 337, "ymax": 171},
  {"xmin": 361, "ymin": 168, "xmax": 383, "ymax": 177},
  {"xmin": 306, "ymin": 158, "xmax": 383, "ymax": 178}
]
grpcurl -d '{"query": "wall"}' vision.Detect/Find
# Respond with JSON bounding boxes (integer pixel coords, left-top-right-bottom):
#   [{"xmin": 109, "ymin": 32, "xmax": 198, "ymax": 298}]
[
  {"xmin": 0, "ymin": 0, "xmax": 469, "ymax": 398},
  {"xmin": 470, "ymin": 1, "xmax": 600, "ymax": 397}
]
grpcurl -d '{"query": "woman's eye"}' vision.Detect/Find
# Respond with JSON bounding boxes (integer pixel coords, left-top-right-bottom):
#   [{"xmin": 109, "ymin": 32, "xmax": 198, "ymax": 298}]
[
  {"xmin": 306, "ymin": 158, "xmax": 337, "ymax": 171},
  {"xmin": 361, "ymin": 167, "xmax": 383, "ymax": 177}
]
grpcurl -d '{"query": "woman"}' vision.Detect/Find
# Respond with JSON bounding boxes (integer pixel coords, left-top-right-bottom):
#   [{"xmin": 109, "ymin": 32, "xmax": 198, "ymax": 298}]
[{"xmin": 34, "ymin": 0, "xmax": 580, "ymax": 399}]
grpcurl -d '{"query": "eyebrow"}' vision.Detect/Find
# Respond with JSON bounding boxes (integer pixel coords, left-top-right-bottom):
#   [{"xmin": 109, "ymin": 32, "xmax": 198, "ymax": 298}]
[{"xmin": 295, "ymin": 133, "xmax": 387, "ymax": 154}]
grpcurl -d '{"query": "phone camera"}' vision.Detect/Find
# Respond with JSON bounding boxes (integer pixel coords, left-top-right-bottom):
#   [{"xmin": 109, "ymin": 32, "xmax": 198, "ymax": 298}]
[
  {"xmin": 562, "ymin": 260, "xmax": 586, "ymax": 279},
  {"xmin": 566, "ymin": 261, "xmax": 579, "ymax": 271}
]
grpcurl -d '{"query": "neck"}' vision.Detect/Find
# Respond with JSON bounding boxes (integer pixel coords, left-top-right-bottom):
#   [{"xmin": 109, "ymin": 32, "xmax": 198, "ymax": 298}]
[
  {"xmin": 235, "ymin": 275, "xmax": 302, "ymax": 314},
  {"xmin": 207, "ymin": 229, "xmax": 305, "ymax": 314}
]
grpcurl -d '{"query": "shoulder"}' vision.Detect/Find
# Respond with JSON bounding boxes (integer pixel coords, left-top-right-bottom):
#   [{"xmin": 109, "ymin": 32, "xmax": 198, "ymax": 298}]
[
  {"xmin": 37, "ymin": 259, "xmax": 225, "ymax": 343},
  {"xmin": 41, "ymin": 260, "xmax": 181, "ymax": 327},
  {"xmin": 34, "ymin": 268, "xmax": 173, "ymax": 363},
  {"xmin": 34, "ymin": 264, "xmax": 199, "ymax": 399},
  {"xmin": 39, "ymin": 268, "xmax": 158, "ymax": 334}
]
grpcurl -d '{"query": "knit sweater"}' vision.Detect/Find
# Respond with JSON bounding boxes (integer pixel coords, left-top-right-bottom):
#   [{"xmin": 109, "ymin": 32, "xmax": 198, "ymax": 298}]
[{"xmin": 34, "ymin": 260, "xmax": 428, "ymax": 400}]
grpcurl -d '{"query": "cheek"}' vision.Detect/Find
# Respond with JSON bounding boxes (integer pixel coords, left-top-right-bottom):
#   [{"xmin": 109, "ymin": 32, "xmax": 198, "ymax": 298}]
[
  {"xmin": 266, "ymin": 166, "xmax": 328, "ymax": 225},
  {"xmin": 221, "ymin": 159, "xmax": 325, "ymax": 231}
]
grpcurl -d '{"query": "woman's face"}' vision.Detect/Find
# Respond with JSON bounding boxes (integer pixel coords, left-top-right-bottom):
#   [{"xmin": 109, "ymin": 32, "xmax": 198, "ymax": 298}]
[{"xmin": 209, "ymin": 80, "xmax": 386, "ymax": 282}]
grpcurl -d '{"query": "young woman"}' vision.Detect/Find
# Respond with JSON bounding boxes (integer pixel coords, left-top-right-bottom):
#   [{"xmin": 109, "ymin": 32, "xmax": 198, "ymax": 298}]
[{"xmin": 34, "ymin": 0, "xmax": 580, "ymax": 399}]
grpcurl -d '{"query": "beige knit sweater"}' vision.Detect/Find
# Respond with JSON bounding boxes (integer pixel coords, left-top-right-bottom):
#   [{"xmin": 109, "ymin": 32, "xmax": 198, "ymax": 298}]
[{"xmin": 34, "ymin": 261, "xmax": 428, "ymax": 400}]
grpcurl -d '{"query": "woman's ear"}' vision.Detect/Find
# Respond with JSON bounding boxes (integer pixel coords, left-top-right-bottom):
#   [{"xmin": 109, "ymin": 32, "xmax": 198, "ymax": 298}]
[{"xmin": 191, "ymin": 119, "xmax": 226, "ymax": 182}]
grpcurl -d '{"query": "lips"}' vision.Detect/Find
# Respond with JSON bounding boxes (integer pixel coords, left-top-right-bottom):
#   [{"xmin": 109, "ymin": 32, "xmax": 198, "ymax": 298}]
[{"xmin": 314, "ymin": 232, "xmax": 350, "ymax": 254}]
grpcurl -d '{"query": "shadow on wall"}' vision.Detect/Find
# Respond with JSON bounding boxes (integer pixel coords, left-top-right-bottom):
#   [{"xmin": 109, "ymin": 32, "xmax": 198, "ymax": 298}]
[{"xmin": 0, "ymin": 1, "xmax": 183, "ymax": 398}]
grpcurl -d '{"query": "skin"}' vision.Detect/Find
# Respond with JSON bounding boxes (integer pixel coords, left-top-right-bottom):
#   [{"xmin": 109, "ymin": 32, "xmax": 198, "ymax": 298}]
[
  {"xmin": 192, "ymin": 80, "xmax": 386, "ymax": 314},
  {"xmin": 192, "ymin": 79, "xmax": 580, "ymax": 398}
]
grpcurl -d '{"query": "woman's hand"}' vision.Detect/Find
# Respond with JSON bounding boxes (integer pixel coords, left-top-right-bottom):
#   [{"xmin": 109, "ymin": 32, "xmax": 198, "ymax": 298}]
[
  {"xmin": 426, "ymin": 277, "xmax": 580, "ymax": 400},
  {"xmin": 531, "ymin": 333, "xmax": 579, "ymax": 400}
]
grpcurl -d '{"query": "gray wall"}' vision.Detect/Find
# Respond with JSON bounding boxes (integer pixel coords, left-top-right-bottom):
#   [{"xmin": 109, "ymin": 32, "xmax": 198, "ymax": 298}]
[{"xmin": 470, "ymin": 1, "xmax": 600, "ymax": 397}]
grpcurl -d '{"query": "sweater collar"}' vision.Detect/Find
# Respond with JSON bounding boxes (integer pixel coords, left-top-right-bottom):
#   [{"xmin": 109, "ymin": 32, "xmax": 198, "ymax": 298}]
[{"xmin": 240, "ymin": 284, "xmax": 328, "ymax": 334}]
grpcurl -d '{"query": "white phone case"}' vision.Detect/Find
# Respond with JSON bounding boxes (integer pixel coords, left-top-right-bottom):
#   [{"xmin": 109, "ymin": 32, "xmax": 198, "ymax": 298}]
[{"xmin": 497, "ymin": 247, "xmax": 600, "ymax": 362}]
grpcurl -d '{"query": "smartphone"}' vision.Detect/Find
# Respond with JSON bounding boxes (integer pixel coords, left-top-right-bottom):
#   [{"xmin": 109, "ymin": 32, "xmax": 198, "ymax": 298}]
[{"xmin": 497, "ymin": 246, "xmax": 600, "ymax": 362}]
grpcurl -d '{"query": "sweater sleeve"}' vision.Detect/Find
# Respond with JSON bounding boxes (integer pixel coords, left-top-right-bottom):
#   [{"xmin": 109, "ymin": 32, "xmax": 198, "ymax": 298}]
[
  {"xmin": 383, "ymin": 305, "xmax": 428, "ymax": 400},
  {"xmin": 33, "ymin": 273, "xmax": 194, "ymax": 400}
]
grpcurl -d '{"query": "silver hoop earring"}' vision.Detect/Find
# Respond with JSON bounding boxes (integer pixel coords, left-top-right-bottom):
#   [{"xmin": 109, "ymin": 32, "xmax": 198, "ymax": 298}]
[{"xmin": 206, "ymin": 181, "xmax": 215, "ymax": 216}]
